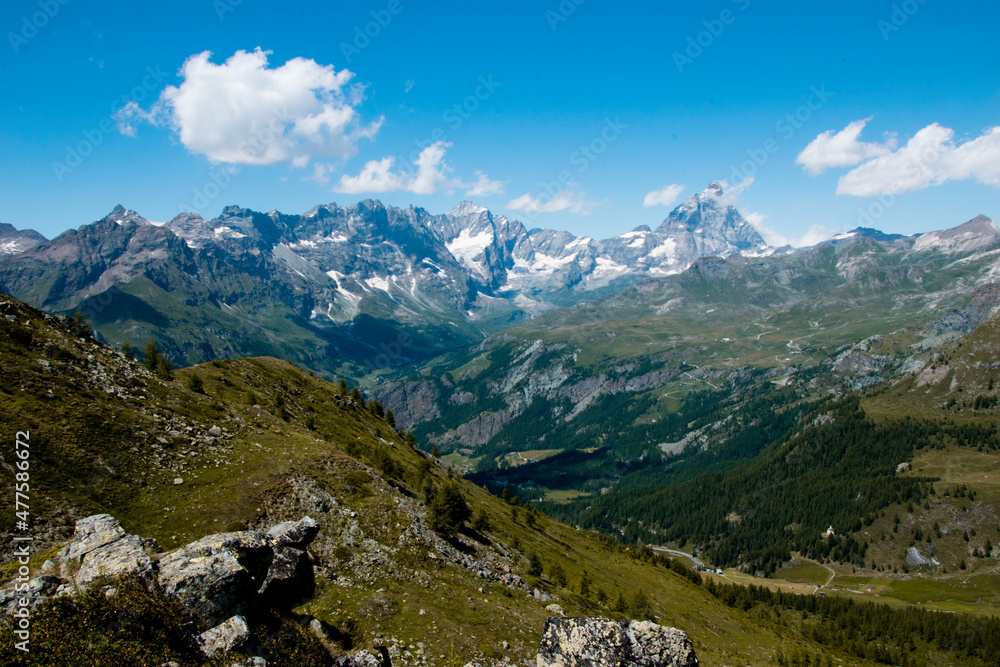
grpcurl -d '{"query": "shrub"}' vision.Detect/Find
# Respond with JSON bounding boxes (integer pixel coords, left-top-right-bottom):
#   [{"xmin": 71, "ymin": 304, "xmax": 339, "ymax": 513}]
[
  {"xmin": 528, "ymin": 552, "xmax": 544, "ymax": 578},
  {"xmin": 0, "ymin": 574, "xmax": 203, "ymax": 666},
  {"xmin": 428, "ymin": 481, "xmax": 471, "ymax": 535},
  {"xmin": 186, "ymin": 374, "xmax": 205, "ymax": 394}
]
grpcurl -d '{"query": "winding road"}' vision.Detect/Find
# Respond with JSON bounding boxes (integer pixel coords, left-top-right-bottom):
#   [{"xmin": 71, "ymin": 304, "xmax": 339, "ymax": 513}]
[{"xmin": 652, "ymin": 546, "xmax": 706, "ymax": 569}]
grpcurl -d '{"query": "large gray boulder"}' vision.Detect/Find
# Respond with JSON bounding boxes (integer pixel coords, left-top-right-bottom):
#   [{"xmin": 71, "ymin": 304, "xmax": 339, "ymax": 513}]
[
  {"xmin": 537, "ymin": 618, "xmax": 698, "ymax": 667},
  {"xmin": 156, "ymin": 528, "xmax": 316, "ymax": 629},
  {"xmin": 63, "ymin": 514, "xmax": 126, "ymax": 561},
  {"xmin": 171, "ymin": 532, "xmax": 276, "ymax": 584},
  {"xmin": 158, "ymin": 547, "xmax": 258, "ymax": 630}
]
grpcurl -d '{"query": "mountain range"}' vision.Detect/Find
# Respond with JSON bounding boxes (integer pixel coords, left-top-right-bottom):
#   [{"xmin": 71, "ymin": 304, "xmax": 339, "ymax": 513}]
[{"xmin": 0, "ymin": 183, "xmax": 777, "ymax": 375}]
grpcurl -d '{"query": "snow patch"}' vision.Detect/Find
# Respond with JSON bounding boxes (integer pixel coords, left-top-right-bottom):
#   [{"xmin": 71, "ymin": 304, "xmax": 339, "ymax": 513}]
[{"xmin": 365, "ymin": 276, "xmax": 391, "ymax": 292}]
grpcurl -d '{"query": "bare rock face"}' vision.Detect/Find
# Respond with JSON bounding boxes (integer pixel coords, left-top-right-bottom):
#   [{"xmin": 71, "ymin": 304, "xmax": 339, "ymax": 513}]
[
  {"xmin": 537, "ymin": 618, "xmax": 698, "ymax": 667},
  {"xmin": 63, "ymin": 514, "xmax": 126, "ymax": 561}
]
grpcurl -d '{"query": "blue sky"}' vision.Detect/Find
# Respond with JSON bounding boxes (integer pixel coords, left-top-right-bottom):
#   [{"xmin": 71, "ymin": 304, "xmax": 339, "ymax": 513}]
[{"xmin": 2, "ymin": 0, "xmax": 999, "ymax": 244}]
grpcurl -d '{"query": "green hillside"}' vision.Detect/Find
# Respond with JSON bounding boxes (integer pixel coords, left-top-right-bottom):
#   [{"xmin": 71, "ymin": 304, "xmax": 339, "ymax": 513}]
[{"xmin": 0, "ymin": 293, "xmax": 888, "ymax": 666}]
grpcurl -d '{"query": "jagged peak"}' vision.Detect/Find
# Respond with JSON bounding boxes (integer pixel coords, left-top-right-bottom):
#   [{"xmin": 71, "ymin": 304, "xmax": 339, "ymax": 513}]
[
  {"xmin": 449, "ymin": 201, "xmax": 489, "ymax": 217},
  {"xmin": 704, "ymin": 181, "xmax": 725, "ymax": 197},
  {"xmin": 101, "ymin": 205, "xmax": 150, "ymax": 227}
]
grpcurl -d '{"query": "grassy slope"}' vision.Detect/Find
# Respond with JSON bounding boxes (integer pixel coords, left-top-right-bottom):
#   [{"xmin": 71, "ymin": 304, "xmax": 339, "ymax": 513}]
[{"xmin": 0, "ymin": 294, "xmax": 874, "ymax": 667}]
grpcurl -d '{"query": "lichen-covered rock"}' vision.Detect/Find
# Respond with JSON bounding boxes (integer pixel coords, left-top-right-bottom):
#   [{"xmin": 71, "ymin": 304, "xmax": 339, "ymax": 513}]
[
  {"xmin": 172, "ymin": 531, "xmax": 276, "ymax": 584},
  {"xmin": 267, "ymin": 516, "xmax": 319, "ymax": 550},
  {"xmin": 74, "ymin": 533, "xmax": 154, "ymax": 588},
  {"xmin": 63, "ymin": 514, "xmax": 127, "ymax": 562},
  {"xmin": 537, "ymin": 617, "xmax": 698, "ymax": 667},
  {"xmin": 158, "ymin": 548, "xmax": 257, "ymax": 630},
  {"xmin": 199, "ymin": 614, "xmax": 250, "ymax": 658}
]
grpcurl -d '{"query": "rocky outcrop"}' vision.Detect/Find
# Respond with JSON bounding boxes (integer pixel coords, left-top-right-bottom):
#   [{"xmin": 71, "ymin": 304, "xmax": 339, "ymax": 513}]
[
  {"xmin": 2, "ymin": 513, "xmax": 321, "ymax": 663},
  {"xmin": 158, "ymin": 539, "xmax": 264, "ymax": 630},
  {"xmin": 57, "ymin": 514, "xmax": 154, "ymax": 588},
  {"xmin": 536, "ymin": 617, "xmax": 698, "ymax": 667}
]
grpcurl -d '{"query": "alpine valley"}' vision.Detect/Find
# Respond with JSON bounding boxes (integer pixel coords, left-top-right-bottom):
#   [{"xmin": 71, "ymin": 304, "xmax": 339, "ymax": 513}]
[{"xmin": 3, "ymin": 185, "xmax": 1000, "ymax": 666}]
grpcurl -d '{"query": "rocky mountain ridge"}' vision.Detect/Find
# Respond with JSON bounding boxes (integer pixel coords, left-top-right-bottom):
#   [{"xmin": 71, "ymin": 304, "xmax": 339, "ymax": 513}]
[
  {"xmin": 0, "ymin": 190, "xmax": 993, "ymax": 382},
  {"xmin": 0, "ymin": 185, "xmax": 784, "ymax": 377}
]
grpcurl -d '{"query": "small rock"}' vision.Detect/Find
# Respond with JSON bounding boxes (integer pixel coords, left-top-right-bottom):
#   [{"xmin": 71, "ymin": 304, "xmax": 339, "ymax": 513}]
[
  {"xmin": 199, "ymin": 615, "xmax": 250, "ymax": 658},
  {"xmin": 333, "ymin": 650, "xmax": 383, "ymax": 667},
  {"xmin": 545, "ymin": 604, "xmax": 565, "ymax": 616},
  {"xmin": 173, "ymin": 478, "xmax": 184, "ymax": 485},
  {"xmin": 208, "ymin": 425, "xmax": 223, "ymax": 437}
]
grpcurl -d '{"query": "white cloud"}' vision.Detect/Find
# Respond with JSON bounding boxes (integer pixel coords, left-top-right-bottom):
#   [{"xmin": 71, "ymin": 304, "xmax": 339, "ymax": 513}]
[
  {"xmin": 643, "ymin": 184, "xmax": 685, "ymax": 207},
  {"xmin": 464, "ymin": 172, "xmax": 506, "ymax": 197},
  {"xmin": 410, "ymin": 141, "xmax": 452, "ymax": 195},
  {"xmin": 800, "ymin": 120, "xmax": 1000, "ymax": 197},
  {"xmin": 333, "ymin": 157, "xmax": 405, "ymax": 194},
  {"xmin": 796, "ymin": 118, "xmax": 896, "ymax": 176},
  {"xmin": 506, "ymin": 188, "xmax": 600, "ymax": 215},
  {"xmin": 113, "ymin": 101, "xmax": 158, "ymax": 138},
  {"xmin": 333, "ymin": 141, "xmax": 501, "ymax": 197},
  {"xmin": 745, "ymin": 211, "xmax": 837, "ymax": 248},
  {"xmin": 114, "ymin": 48, "xmax": 382, "ymax": 167}
]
